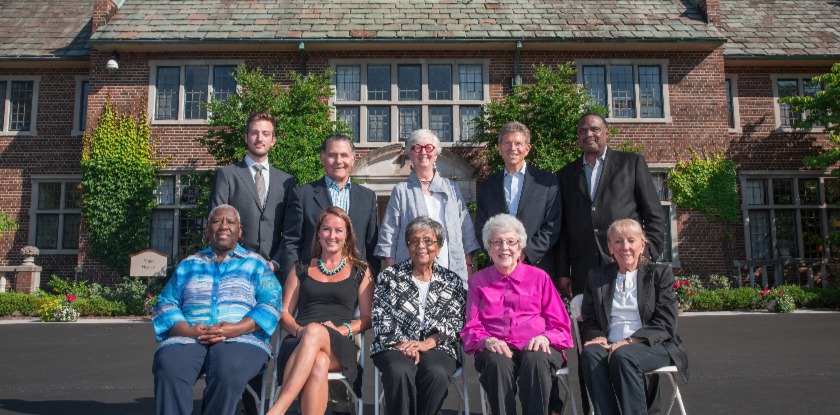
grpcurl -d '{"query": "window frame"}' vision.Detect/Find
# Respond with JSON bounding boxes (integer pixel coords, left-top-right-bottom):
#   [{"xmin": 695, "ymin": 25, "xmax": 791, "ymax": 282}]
[
  {"xmin": 72, "ymin": 76, "xmax": 89, "ymax": 135},
  {"xmin": 740, "ymin": 171, "xmax": 839, "ymax": 261},
  {"xmin": 576, "ymin": 60, "xmax": 672, "ymax": 123},
  {"xmin": 150, "ymin": 169, "xmax": 207, "ymax": 265},
  {"xmin": 649, "ymin": 165, "xmax": 680, "ymax": 268},
  {"xmin": 147, "ymin": 60, "xmax": 241, "ymax": 125},
  {"xmin": 28, "ymin": 175, "xmax": 83, "ymax": 254},
  {"xmin": 0, "ymin": 76, "xmax": 40, "ymax": 136},
  {"xmin": 329, "ymin": 59, "xmax": 490, "ymax": 146},
  {"xmin": 725, "ymin": 75, "xmax": 741, "ymax": 134},
  {"xmin": 771, "ymin": 74, "xmax": 825, "ymax": 132}
]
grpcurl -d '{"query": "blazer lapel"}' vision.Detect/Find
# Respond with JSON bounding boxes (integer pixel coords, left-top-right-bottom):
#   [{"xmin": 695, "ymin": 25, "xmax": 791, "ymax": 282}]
[
  {"xmin": 515, "ymin": 166, "xmax": 536, "ymax": 219},
  {"xmin": 348, "ymin": 182, "xmax": 364, "ymax": 222},
  {"xmin": 636, "ymin": 262, "xmax": 654, "ymax": 321},
  {"xmin": 312, "ymin": 177, "xmax": 332, "ymax": 211},
  {"xmin": 573, "ymin": 159, "xmax": 589, "ymax": 200},
  {"xmin": 490, "ymin": 173, "xmax": 510, "ymax": 214},
  {"xmin": 599, "ymin": 263, "xmax": 619, "ymax": 328},
  {"xmin": 235, "ymin": 161, "xmax": 263, "ymax": 212}
]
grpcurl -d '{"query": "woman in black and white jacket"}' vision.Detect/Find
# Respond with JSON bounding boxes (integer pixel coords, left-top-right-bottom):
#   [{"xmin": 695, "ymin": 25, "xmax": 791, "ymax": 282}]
[{"xmin": 371, "ymin": 216, "xmax": 467, "ymax": 415}]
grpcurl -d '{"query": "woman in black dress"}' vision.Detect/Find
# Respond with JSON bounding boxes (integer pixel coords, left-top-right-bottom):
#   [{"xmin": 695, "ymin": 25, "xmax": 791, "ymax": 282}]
[{"xmin": 268, "ymin": 206, "xmax": 374, "ymax": 415}]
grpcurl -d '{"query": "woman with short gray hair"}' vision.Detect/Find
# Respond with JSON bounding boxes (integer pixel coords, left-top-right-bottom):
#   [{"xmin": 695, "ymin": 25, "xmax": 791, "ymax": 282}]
[
  {"xmin": 462, "ymin": 214, "xmax": 572, "ymax": 415},
  {"xmin": 375, "ymin": 129, "xmax": 480, "ymax": 286},
  {"xmin": 372, "ymin": 216, "xmax": 467, "ymax": 415}
]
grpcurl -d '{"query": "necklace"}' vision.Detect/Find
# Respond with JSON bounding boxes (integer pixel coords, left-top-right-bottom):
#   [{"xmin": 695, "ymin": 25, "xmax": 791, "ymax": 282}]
[{"xmin": 318, "ymin": 257, "xmax": 346, "ymax": 276}]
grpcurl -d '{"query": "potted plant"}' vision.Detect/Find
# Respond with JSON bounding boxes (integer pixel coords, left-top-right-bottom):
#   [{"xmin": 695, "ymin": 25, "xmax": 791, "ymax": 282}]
[
  {"xmin": 674, "ymin": 278, "xmax": 697, "ymax": 313},
  {"xmin": 20, "ymin": 245, "xmax": 39, "ymax": 264},
  {"xmin": 759, "ymin": 288, "xmax": 796, "ymax": 313}
]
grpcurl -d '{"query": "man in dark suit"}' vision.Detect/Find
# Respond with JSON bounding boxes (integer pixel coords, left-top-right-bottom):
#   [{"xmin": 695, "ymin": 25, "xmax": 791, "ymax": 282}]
[
  {"xmin": 475, "ymin": 121, "xmax": 561, "ymax": 276},
  {"xmin": 281, "ymin": 134, "xmax": 379, "ymax": 279},
  {"xmin": 210, "ymin": 112, "xmax": 295, "ymax": 275},
  {"xmin": 209, "ymin": 112, "xmax": 295, "ymax": 415},
  {"xmin": 556, "ymin": 112, "xmax": 667, "ymax": 414},
  {"xmin": 555, "ymin": 112, "xmax": 666, "ymax": 298}
]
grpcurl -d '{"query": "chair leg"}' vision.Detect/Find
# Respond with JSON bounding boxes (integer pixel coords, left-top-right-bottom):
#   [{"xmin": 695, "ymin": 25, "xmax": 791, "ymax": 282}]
[
  {"xmin": 479, "ymin": 384, "xmax": 489, "ymax": 415},
  {"xmin": 462, "ymin": 371, "xmax": 470, "ymax": 415},
  {"xmin": 662, "ymin": 372, "xmax": 687, "ymax": 415},
  {"xmin": 559, "ymin": 375, "xmax": 579, "ymax": 415},
  {"xmin": 374, "ymin": 367, "xmax": 380, "ymax": 415}
]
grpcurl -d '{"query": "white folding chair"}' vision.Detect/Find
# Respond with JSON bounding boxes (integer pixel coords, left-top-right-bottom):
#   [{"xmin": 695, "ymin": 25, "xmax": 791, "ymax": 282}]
[
  {"xmin": 269, "ymin": 307, "xmax": 365, "ymax": 415},
  {"xmin": 373, "ymin": 347, "xmax": 470, "ymax": 415},
  {"xmin": 570, "ymin": 294, "xmax": 687, "ymax": 415}
]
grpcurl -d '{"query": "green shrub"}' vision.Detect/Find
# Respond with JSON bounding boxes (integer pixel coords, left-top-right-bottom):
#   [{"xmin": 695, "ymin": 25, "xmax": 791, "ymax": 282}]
[
  {"xmin": 721, "ymin": 287, "xmax": 762, "ymax": 310},
  {"xmin": 777, "ymin": 284, "xmax": 816, "ymax": 308},
  {"xmin": 707, "ymin": 274, "xmax": 732, "ymax": 291},
  {"xmin": 75, "ymin": 297, "xmax": 127, "ymax": 317},
  {"xmin": 46, "ymin": 275, "xmax": 93, "ymax": 298},
  {"xmin": 0, "ymin": 292, "xmax": 37, "ymax": 316},
  {"xmin": 805, "ymin": 287, "xmax": 840, "ymax": 309},
  {"xmin": 109, "ymin": 277, "xmax": 148, "ymax": 315},
  {"xmin": 688, "ymin": 290, "xmax": 724, "ymax": 311}
]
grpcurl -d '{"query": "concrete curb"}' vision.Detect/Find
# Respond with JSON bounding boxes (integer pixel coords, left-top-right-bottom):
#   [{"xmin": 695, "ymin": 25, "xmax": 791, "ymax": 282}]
[{"xmin": 0, "ymin": 317, "xmax": 151, "ymax": 325}]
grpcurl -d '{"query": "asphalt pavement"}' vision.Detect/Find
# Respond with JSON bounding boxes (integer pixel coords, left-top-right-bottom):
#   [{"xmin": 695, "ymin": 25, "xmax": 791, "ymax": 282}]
[{"xmin": 1, "ymin": 311, "xmax": 839, "ymax": 415}]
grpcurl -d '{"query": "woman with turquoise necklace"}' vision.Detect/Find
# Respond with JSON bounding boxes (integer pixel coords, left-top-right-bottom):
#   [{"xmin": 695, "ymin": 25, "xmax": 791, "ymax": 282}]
[{"xmin": 269, "ymin": 206, "xmax": 373, "ymax": 415}]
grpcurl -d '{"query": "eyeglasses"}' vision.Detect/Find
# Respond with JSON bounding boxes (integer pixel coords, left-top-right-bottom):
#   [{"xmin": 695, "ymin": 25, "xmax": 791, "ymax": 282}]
[
  {"xmin": 577, "ymin": 126, "xmax": 603, "ymax": 135},
  {"xmin": 408, "ymin": 238, "xmax": 439, "ymax": 248},
  {"xmin": 489, "ymin": 238, "xmax": 519, "ymax": 248},
  {"xmin": 410, "ymin": 144, "xmax": 436, "ymax": 154}
]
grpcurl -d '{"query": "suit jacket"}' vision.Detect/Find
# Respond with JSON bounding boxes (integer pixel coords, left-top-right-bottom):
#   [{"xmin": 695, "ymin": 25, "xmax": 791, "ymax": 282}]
[
  {"xmin": 580, "ymin": 261, "xmax": 689, "ymax": 382},
  {"xmin": 281, "ymin": 177, "xmax": 380, "ymax": 278},
  {"xmin": 555, "ymin": 149, "xmax": 666, "ymax": 295},
  {"xmin": 475, "ymin": 164, "xmax": 561, "ymax": 276},
  {"xmin": 209, "ymin": 161, "xmax": 296, "ymax": 267}
]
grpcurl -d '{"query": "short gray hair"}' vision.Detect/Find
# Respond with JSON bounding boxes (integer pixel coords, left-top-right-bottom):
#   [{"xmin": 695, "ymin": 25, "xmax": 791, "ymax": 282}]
[
  {"xmin": 498, "ymin": 121, "xmax": 531, "ymax": 145},
  {"xmin": 405, "ymin": 216, "xmax": 446, "ymax": 247},
  {"xmin": 207, "ymin": 204, "xmax": 241, "ymax": 223},
  {"xmin": 405, "ymin": 129, "xmax": 442, "ymax": 156},
  {"xmin": 481, "ymin": 213, "xmax": 527, "ymax": 250},
  {"xmin": 320, "ymin": 134, "xmax": 356, "ymax": 156}
]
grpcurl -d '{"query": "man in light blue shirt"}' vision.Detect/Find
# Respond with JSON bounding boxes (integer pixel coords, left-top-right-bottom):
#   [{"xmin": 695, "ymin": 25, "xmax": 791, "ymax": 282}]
[{"xmin": 152, "ymin": 204, "xmax": 281, "ymax": 415}]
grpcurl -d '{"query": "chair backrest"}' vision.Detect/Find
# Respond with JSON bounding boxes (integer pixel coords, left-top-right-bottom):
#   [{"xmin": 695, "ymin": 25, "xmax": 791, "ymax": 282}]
[{"xmin": 570, "ymin": 294, "xmax": 585, "ymax": 353}]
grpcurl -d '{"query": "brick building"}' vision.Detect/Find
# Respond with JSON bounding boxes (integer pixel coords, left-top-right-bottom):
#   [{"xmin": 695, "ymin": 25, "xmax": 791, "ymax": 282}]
[{"xmin": 1, "ymin": 0, "xmax": 838, "ymax": 286}]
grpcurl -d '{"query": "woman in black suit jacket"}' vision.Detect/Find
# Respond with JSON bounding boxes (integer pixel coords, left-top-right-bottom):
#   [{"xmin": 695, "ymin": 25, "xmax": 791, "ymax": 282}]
[{"xmin": 579, "ymin": 218, "xmax": 688, "ymax": 415}]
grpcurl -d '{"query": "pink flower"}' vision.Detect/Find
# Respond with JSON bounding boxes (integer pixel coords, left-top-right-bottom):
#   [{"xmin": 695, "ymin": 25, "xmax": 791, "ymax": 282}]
[
  {"xmin": 674, "ymin": 282, "xmax": 680, "ymax": 289},
  {"xmin": 760, "ymin": 291, "xmax": 767, "ymax": 297},
  {"xmin": 66, "ymin": 294, "xmax": 76, "ymax": 302},
  {"xmin": 147, "ymin": 293, "xmax": 153, "ymax": 299},
  {"xmin": 779, "ymin": 290, "xmax": 784, "ymax": 295}
]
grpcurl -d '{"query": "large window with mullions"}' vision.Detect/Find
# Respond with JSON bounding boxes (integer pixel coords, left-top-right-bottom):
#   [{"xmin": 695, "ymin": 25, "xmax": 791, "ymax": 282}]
[
  {"xmin": 148, "ymin": 61, "xmax": 238, "ymax": 123},
  {"xmin": 577, "ymin": 60, "xmax": 670, "ymax": 122},
  {"xmin": 742, "ymin": 174, "xmax": 840, "ymax": 261},
  {"xmin": 331, "ymin": 60, "xmax": 489, "ymax": 144}
]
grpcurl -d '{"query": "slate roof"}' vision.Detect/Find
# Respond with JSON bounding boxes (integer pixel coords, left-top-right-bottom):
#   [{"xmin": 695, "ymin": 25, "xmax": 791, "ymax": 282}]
[
  {"xmin": 90, "ymin": 0, "xmax": 724, "ymax": 45},
  {"xmin": 0, "ymin": 0, "xmax": 91, "ymax": 59},
  {"xmin": 720, "ymin": 0, "xmax": 840, "ymax": 59}
]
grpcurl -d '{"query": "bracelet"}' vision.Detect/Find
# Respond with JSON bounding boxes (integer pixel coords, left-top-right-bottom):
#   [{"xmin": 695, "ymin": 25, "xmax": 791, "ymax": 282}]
[
  {"xmin": 342, "ymin": 323, "xmax": 353, "ymax": 338},
  {"xmin": 467, "ymin": 262, "xmax": 473, "ymax": 267}
]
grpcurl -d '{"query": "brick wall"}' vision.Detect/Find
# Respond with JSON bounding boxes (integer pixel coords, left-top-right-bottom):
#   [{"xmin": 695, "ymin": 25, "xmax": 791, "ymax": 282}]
[{"xmin": 3, "ymin": 46, "xmax": 832, "ymax": 282}]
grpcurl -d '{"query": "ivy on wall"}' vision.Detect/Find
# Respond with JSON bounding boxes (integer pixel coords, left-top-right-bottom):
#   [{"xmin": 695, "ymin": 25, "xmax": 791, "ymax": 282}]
[
  {"xmin": 81, "ymin": 102, "xmax": 165, "ymax": 275},
  {"xmin": 0, "ymin": 212, "xmax": 17, "ymax": 237},
  {"xmin": 669, "ymin": 148, "xmax": 740, "ymax": 225}
]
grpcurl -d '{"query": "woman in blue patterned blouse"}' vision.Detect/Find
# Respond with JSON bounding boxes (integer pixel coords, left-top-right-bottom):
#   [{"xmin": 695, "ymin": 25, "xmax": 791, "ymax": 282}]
[{"xmin": 371, "ymin": 216, "xmax": 467, "ymax": 415}]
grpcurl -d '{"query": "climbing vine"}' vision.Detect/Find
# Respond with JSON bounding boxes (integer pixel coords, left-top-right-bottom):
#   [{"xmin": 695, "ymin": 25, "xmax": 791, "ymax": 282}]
[
  {"xmin": 0, "ymin": 211, "xmax": 17, "ymax": 237},
  {"xmin": 81, "ymin": 102, "xmax": 165, "ymax": 275},
  {"xmin": 669, "ymin": 148, "xmax": 740, "ymax": 225}
]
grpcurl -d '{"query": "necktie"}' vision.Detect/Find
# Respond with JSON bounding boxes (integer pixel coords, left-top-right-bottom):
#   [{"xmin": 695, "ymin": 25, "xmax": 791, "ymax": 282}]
[{"xmin": 253, "ymin": 164, "xmax": 266, "ymax": 208}]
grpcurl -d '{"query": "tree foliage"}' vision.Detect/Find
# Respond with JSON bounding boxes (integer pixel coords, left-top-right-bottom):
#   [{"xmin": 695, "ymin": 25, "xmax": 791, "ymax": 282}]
[
  {"xmin": 200, "ymin": 65, "xmax": 348, "ymax": 185},
  {"xmin": 670, "ymin": 148, "xmax": 740, "ymax": 225},
  {"xmin": 472, "ymin": 63, "xmax": 609, "ymax": 173},
  {"xmin": 81, "ymin": 102, "xmax": 165, "ymax": 275},
  {"xmin": 779, "ymin": 63, "xmax": 840, "ymax": 173}
]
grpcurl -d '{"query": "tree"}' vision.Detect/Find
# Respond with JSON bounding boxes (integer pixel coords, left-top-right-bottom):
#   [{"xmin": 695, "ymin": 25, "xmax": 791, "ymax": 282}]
[
  {"xmin": 472, "ymin": 63, "xmax": 609, "ymax": 173},
  {"xmin": 81, "ymin": 102, "xmax": 165, "ymax": 275},
  {"xmin": 200, "ymin": 65, "xmax": 348, "ymax": 185},
  {"xmin": 779, "ymin": 63, "xmax": 840, "ymax": 172}
]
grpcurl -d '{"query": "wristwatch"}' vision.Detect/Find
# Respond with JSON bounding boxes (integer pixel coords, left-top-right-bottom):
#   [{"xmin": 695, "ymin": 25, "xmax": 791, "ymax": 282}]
[{"xmin": 624, "ymin": 337, "xmax": 634, "ymax": 344}]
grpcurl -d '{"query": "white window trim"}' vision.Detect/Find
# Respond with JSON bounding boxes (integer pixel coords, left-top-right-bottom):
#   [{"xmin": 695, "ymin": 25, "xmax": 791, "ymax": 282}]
[
  {"xmin": 725, "ymin": 75, "xmax": 741, "ymax": 134},
  {"xmin": 770, "ymin": 74, "xmax": 825, "ymax": 133},
  {"xmin": 576, "ymin": 59, "xmax": 672, "ymax": 124},
  {"xmin": 147, "ymin": 60, "xmax": 242, "ymax": 125},
  {"xmin": 329, "ymin": 59, "xmax": 491, "ymax": 147},
  {"xmin": 0, "ymin": 76, "xmax": 40, "ymax": 136},
  {"xmin": 650, "ymin": 164, "xmax": 679, "ymax": 268},
  {"xmin": 28, "ymin": 175, "xmax": 83, "ymax": 254},
  {"xmin": 740, "ymin": 170, "xmax": 836, "ymax": 261},
  {"xmin": 72, "ymin": 75, "xmax": 89, "ymax": 136}
]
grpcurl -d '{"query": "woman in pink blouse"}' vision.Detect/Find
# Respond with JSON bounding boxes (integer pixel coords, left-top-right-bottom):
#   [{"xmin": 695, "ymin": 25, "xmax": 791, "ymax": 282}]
[{"xmin": 461, "ymin": 213, "xmax": 573, "ymax": 415}]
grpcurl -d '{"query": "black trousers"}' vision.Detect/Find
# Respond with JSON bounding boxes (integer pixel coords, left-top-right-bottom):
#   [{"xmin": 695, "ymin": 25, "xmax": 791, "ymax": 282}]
[
  {"xmin": 474, "ymin": 347, "xmax": 564, "ymax": 415},
  {"xmin": 372, "ymin": 349, "xmax": 457, "ymax": 415},
  {"xmin": 580, "ymin": 343, "xmax": 671, "ymax": 415},
  {"xmin": 152, "ymin": 342, "xmax": 268, "ymax": 415}
]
